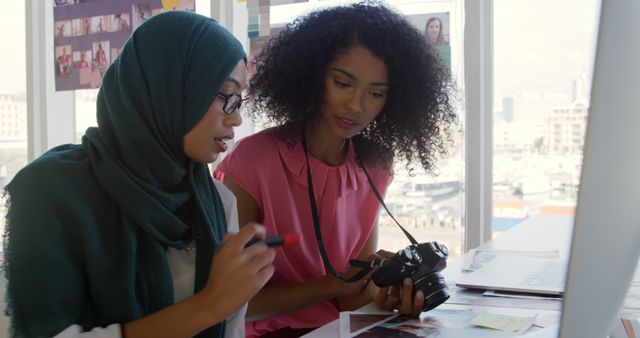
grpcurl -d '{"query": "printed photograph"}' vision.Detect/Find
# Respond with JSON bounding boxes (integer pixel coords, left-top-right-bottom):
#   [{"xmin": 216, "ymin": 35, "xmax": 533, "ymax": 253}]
[
  {"xmin": 407, "ymin": 12, "xmax": 451, "ymax": 68},
  {"xmin": 92, "ymin": 40, "xmax": 110, "ymax": 72},
  {"xmin": 91, "ymin": 15, "xmax": 110, "ymax": 34},
  {"xmin": 111, "ymin": 12, "xmax": 131, "ymax": 32},
  {"xmin": 73, "ymin": 50, "xmax": 92, "ymax": 69},
  {"xmin": 82, "ymin": 17, "xmax": 92, "ymax": 35},
  {"xmin": 132, "ymin": 3, "xmax": 152, "ymax": 29},
  {"xmin": 55, "ymin": 20, "xmax": 72, "ymax": 39},
  {"xmin": 55, "ymin": 45, "xmax": 73, "ymax": 77},
  {"xmin": 71, "ymin": 18, "xmax": 82, "ymax": 37}
]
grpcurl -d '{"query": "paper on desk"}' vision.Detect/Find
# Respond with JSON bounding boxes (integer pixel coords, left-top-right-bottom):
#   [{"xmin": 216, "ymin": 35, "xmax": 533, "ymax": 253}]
[
  {"xmin": 462, "ymin": 249, "xmax": 561, "ymax": 272},
  {"xmin": 447, "ymin": 283, "xmax": 562, "ymax": 311},
  {"xmin": 534, "ymin": 314, "xmax": 561, "ymax": 328},
  {"xmin": 471, "ymin": 312, "xmax": 537, "ymax": 335}
]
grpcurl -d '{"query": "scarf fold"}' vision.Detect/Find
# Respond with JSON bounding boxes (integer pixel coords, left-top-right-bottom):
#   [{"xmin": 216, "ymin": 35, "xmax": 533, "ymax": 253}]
[{"xmin": 4, "ymin": 11, "xmax": 245, "ymax": 338}]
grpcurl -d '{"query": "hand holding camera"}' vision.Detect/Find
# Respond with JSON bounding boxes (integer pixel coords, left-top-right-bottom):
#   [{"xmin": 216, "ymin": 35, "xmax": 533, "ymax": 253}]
[{"xmin": 369, "ymin": 241, "xmax": 450, "ymax": 312}]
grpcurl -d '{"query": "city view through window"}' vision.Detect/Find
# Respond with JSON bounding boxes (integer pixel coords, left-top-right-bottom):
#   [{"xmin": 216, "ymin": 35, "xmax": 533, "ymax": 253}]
[
  {"xmin": 491, "ymin": 0, "xmax": 598, "ymax": 243},
  {"xmin": 1, "ymin": 1, "xmax": 598, "ymax": 261},
  {"xmin": 0, "ymin": 1, "xmax": 27, "ymax": 237}
]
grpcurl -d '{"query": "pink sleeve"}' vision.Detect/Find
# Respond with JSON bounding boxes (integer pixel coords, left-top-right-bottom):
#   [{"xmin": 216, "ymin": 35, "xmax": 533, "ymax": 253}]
[{"xmin": 215, "ymin": 134, "xmax": 273, "ymax": 206}]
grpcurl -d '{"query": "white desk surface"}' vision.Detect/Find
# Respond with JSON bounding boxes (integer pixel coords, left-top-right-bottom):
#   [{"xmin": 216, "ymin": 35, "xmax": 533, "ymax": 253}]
[{"xmin": 302, "ymin": 215, "xmax": 574, "ymax": 338}]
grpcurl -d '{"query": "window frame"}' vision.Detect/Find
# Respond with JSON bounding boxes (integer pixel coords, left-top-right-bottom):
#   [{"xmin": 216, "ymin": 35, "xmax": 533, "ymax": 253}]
[{"xmin": 463, "ymin": 0, "xmax": 494, "ymax": 250}]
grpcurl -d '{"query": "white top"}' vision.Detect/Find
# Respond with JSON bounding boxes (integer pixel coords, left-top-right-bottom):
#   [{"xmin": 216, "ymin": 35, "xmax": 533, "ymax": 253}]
[{"xmin": 53, "ymin": 180, "xmax": 246, "ymax": 338}]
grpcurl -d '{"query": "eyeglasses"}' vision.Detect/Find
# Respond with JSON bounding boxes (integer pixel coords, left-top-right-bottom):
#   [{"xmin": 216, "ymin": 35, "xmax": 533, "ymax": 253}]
[{"xmin": 217, "ymin": 92, "xmax": 246, "ymax": 115}]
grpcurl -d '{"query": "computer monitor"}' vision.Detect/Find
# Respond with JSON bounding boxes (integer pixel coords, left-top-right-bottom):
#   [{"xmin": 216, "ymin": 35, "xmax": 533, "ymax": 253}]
[{"xmin": 557, "ymin": 0, "xmax": 640, "ymax": 337}]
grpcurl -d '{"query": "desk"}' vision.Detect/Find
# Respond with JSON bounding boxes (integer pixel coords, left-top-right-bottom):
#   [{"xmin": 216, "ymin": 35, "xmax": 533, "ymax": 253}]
[
  {"xmin": 302, "ymin": 215, "xmax": 574, "ymax": 338},
  {"xmin": 445, "ymin": 215, "xmax": 573, "ymax": 282}
]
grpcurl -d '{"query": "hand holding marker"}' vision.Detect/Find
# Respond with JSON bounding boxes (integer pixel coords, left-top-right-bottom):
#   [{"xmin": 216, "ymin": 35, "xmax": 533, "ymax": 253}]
[{"xmin": 245, "ymin": 234, "xmax": 301, "ymax": 248}]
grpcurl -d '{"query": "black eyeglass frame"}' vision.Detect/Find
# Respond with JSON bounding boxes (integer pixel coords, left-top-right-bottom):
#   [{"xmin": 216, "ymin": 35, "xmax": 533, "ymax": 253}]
[{"xmin": 216, "ymin": 92, "xmax": 246, "ymax": 115}]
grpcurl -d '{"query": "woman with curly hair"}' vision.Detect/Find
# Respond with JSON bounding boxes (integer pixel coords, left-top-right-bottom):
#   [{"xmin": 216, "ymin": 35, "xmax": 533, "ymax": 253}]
[{"xmin": 216, "ymin": 2, "xmax": 456, "ymax": 336}]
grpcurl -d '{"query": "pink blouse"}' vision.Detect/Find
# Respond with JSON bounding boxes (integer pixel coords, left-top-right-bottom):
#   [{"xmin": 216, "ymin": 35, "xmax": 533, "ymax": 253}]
[{"xmin": 215, "ymin": 130, "xmax": 392, "ymax": 337}]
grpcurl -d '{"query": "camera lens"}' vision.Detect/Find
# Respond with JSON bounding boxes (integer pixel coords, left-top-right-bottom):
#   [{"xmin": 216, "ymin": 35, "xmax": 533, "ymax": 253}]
[{"xmin": 412, "ymin": 272, "xmax": 450, "ymax": 311}]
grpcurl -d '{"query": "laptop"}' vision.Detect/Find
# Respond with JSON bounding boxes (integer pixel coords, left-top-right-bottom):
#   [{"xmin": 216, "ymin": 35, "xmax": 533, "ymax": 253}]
[{"xmin": 456, "ymin": 256, "xmax": 566, "ymax": 295}]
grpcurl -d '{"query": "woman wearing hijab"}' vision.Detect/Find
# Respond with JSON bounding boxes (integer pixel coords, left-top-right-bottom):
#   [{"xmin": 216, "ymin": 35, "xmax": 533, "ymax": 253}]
[{"xmin": 3, "ymin": 11, "xmax": 275, "ymax": 338}]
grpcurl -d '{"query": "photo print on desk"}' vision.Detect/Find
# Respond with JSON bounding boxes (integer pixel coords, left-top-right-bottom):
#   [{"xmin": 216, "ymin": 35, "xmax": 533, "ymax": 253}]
[{"xmin": 351, "ymin": 309, "xmax": 517, "ymax": 338}]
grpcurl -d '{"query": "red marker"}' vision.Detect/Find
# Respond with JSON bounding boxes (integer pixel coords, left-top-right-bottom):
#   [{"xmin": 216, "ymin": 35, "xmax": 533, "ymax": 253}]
[{"xmin": 245, "ymin": 234, "xmax": 301, "ymax": 248}]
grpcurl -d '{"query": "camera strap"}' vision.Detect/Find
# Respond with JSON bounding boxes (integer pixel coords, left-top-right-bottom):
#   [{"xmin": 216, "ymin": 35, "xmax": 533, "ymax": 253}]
[
  {"xmin": 354, "ymin": 156, "xmax": 419, "ymax": 246},
  {"xmin": 301, "ymin": 130, "xmax": 418, "ymax": 283}
]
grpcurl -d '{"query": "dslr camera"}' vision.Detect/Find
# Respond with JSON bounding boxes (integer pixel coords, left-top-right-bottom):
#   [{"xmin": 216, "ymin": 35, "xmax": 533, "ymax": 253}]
[{"xmin": 371, "ymin": 241, "xmax": 450, "ymax": 311}]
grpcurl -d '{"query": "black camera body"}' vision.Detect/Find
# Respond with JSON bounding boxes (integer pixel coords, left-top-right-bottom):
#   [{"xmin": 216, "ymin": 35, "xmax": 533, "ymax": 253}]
[{"xmin": 371, "ymin": 241, "xmax": 450, "ymax": 311}]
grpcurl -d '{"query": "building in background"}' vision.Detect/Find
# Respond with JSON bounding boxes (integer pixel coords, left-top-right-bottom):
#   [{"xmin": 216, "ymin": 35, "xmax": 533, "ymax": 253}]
[{"xmin": 0, "ymin": 94, "xmax": 27, "ymax": 142}]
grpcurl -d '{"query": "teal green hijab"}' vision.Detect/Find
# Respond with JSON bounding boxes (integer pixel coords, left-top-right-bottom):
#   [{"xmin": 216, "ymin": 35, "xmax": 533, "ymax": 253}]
[{"xmin": 4, "ymin": 11, "xmax": 245, "ymax": 338}]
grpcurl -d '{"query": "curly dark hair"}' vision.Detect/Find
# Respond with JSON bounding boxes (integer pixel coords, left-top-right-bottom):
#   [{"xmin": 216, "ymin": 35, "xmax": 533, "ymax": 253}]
[{"xmin": 249, "ymin": 1, "xmax": 457, "ymax": 172}]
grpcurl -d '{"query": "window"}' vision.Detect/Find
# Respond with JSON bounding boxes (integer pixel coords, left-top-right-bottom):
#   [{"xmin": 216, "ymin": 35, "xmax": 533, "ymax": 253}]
[
  {"xmin": 492, "ymin": 0, "xmax": 599, "ymax": 237},
  {"xmin": 0, "ymin": 2, "xmax": 27, "ymax": 234},
  {"xmin": 75, "ymin": 89, "xmax": 98, "ymax": 142}
]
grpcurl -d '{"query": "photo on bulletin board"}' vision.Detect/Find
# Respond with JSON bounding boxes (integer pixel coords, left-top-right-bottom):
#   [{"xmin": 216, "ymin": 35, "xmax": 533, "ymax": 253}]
[
  {"xmin": 406, "ymin": 12, "xmax": 451, "ymax": 69},
  {"xmin": 55, "ymin": 20, "xmax": 73, "ymax": 39},
  {"xmin": 55, "ymin": 45, "xmax": 73, "ymax": 77},
  {"xmin": 83, "ymin": 17, "xmax": 92, "ymax": 35},
  {"xmin": 92, "ymin": 40, "xmax": 110, "ymax": 74},
  {"xmin": 72, "ymin": 49, "xmax": 91, "ymax": 69},
  {"xmin": 132, "ymin": 3, "xmax": 152, "ymax": 30},
  {"xmin": 91, "ymin": 15, "xmax": 111, "ymax": 34},
  {"xmin": 111, "ymin": 12, "xmax": 131, "ymax": 32},
  {"xmin": 53, "ymin": 0, "xmax": 195, "ymax": 91}
]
